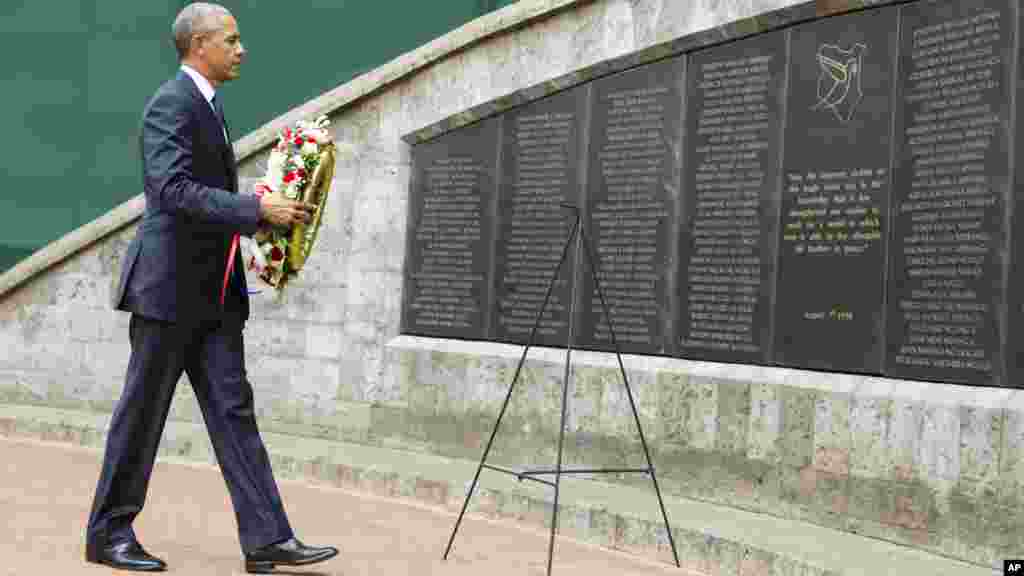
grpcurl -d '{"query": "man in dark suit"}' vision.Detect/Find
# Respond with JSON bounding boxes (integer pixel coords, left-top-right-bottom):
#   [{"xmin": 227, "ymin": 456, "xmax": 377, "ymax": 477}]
[{"xmin": 85, "ymin": 3, "xmax": 338, "ymax": 573}]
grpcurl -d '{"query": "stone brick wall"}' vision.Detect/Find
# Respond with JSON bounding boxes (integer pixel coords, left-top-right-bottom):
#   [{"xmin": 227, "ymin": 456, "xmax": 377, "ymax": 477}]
[{"xmin": 381, "ymin": 337, "xmax": 1023, "ymax": 568}]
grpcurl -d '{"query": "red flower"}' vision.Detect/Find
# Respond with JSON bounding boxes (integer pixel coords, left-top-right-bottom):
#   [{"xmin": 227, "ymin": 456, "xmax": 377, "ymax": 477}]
[
  {"xmin": 270, "ymin": 246, "xmax": 284, "ymax": 261},
  {"xmin": 306, "ymin": 137, "xmax": 315, "ymax": 144},
  {"xmin": 283, "ymin": 171, "xmax": 296, "ymax": 183},
  {"xmin": 284, "ymin": 128, "xmax": 292, "ymax": 139},
  {"xmin": 297, "ymin": 168, "xmax": 306, "ymax": 178},
  {"xmin": 294, "ymin": 136, "xmax": 303, "ymax": 146}
]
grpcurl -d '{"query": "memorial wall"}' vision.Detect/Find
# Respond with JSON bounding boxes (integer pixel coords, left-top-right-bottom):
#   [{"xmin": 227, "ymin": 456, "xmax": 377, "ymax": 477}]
[{"xmin": 402, "ymin": 0, "xmax": 1023, "ymax": 388}]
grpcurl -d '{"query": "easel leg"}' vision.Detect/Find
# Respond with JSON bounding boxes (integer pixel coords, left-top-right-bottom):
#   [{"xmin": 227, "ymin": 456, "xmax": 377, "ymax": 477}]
[
  {"xmin": 546, "ymin": 212, "xmax": 584, "ymax": 576},
  {"xmin": 444, "ymin": 206, "xmax": 680, "ymax": 572},
  {"xmin": 443, "ymin": 217, "xmax": 580, "ymax": 562},
  {"xmin": 441, "ymin": 334, "xmax": 529, "ymax": 561},
  {"xmin": 580, "ymin": 224, "xmax": 681, "ymax": 568}
]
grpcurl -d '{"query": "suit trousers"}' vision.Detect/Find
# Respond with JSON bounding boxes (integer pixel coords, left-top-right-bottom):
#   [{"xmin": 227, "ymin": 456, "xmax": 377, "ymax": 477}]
[{"xmin": 86, "ymin": 313, "xmax": 294, "ymax": 553}]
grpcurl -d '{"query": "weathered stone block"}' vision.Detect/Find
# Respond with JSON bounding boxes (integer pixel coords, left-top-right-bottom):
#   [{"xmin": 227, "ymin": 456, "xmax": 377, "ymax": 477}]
[
  {"xmin": 568, "ymin": 366, "xmax": 605, "ymax": 436},
  {"xmin": 658, "ymin": 371, "xmax": 689, "ymax": 446},
  {"xmin": 671, "ymin": 528, "xmax": 712, "ymax": 575},
  {"xmin": 918, "ymin": 403, "xmax": 960, "ymax": 482},
  {"xmin": 888, "ymin": 397, "xmax": 923, "ymax": 482},
  {"xmin": 676, "ymin": 375, "xmax": 718, "ymax": 451},
  {"xmin": 850, "ymin": 393, "xmax": 892, "ymax": 479},
  {"xmin": 959, "ymin": 405, "xmax": 1003, "ymax": 500},
  {"xmin": 813, "ymin": 389, "xmax": 851, "ymax": 477},
  {"xmin": 704, "ymin": 534, "xmax": 742, "ymax": 576},
  {"xmin": 619, "ymin": 516, "xmax": 659, "ymax": 555},
  {"xmin": 747, "ymin": 381, "xmax": 781, "ymax": 464},
  {"xmin": 717, "ymin": 378, "xmax": 751, "ymax": 456},
  {"xmin": 738, "ymin": 546, "xmax": 776, "ymax": 576},
  {"xmin": 779, "ymin": 387, "xmax": 815, "ymax": 469},
  {"xmin": 779, "ymin": 464, "xmax": 843, "ymax": 523},
  {"xmin": 602, "ymin": 368, "xmax": 658, "ymax": 444},
  {"xmin": 998, "ymin": 399, "xmax": 1024, "ymax": 510}
]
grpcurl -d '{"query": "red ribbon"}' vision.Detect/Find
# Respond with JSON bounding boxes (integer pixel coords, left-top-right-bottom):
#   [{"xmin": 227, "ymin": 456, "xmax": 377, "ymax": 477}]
[
  {"xmin": 222, "ymin": 183, "xmax": 270, "ymax": 305},
  {"xmin": 220, "ymin": 233, "xmax": 240, "ymax": 306}
]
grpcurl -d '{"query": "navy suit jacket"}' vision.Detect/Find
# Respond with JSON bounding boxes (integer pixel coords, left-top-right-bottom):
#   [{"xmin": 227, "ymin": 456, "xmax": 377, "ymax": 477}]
[{"xmin": 114, "ymin": 70, "xmax": 262, "ymax": 324}]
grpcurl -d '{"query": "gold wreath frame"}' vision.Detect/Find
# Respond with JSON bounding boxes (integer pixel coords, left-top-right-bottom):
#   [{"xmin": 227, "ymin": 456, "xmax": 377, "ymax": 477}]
[{"xmin": 287, "ymin": 142, "xmax": 335, "ymax": 271}]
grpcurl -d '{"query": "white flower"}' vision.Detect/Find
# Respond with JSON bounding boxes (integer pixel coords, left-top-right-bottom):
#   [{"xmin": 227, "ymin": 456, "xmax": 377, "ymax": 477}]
[
  {"xmin": 266, "ymin": 150, "xmax": 287, "ymax": 187},
  {"xmin": 268, "ymin": 149, "xmax": 286, "ymax": 168},
  {"xmin": 285, "ymin": 182, "xmax": 300, "ymax": 199},
  {"xmin": 292, "ymin": 154, "xmax": 304, "ymax": 169},
  {"xmin": 240, "ymin": 237, "xmax": 267, "ymax": 273},
  {"xmin": 301, "ymin": 141, "xmax": 318, "ymax": 156}
]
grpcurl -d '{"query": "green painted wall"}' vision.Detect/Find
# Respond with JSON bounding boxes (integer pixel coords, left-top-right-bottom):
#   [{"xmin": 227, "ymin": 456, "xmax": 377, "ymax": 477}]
[{"xmin": 0, "ymin": 0, "xmax": 516, "ymax": 275}]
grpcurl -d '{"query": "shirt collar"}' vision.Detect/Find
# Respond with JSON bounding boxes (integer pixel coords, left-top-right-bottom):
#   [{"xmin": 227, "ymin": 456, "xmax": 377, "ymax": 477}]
[{"xmin": 181, "ymin": 64, "xmax": 216, "ymax": 104}]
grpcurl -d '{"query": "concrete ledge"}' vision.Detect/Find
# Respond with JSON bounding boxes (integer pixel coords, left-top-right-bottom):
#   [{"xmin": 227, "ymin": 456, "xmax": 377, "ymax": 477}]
[
  {"xmin": 0, "ymin": 403, "xmax": 995, "ymax": 576},
  {"xmin": 383, "ymin": 335, "xmax": 1020, "ymax": 410}
]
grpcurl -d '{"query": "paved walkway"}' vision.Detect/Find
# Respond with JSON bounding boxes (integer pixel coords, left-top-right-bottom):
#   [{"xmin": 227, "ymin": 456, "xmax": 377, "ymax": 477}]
[{"xmin": 0, "ymin": 436, "xmax": 689, "ymax": 576}]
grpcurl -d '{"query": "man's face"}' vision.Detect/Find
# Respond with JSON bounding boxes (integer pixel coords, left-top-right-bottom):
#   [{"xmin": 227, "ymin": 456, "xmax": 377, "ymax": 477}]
[{"xmin": 195, "ymin": 14, "xmax": 245, "ymax": 85}]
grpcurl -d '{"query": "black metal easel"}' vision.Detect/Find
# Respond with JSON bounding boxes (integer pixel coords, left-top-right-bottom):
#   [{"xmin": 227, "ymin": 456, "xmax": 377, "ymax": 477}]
[{"xmin": 442, "ymin": 203, "xmax": 680, "ymax": 575}]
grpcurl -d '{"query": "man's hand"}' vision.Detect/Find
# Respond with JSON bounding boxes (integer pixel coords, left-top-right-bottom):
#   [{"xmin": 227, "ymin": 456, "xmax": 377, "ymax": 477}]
[{"xmin": 259, "ymin": 194, "xmax": 316, "ymax": 227}]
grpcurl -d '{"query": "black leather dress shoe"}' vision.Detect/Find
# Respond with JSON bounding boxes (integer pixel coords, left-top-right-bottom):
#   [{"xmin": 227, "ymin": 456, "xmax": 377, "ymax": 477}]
[
  {"xmin": 244, "ymin": 537, "xmax": 338, "ymax": 573},
  {"xmin": 85, "ymin": 540, "xmax": 167, "ymax": 572}
]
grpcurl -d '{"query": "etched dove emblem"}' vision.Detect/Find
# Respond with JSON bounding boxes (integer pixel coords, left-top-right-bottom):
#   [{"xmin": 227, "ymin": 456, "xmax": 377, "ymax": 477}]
[{"xmin": 812, "ymin": 43, "xmax": 867, "ymax": 123}]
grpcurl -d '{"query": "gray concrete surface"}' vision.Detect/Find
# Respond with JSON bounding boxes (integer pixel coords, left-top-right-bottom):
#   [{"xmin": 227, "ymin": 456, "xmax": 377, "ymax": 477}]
[
  {"xmin": 0, "ymin": 406, "xmax": 1000, "ymax": 576},
  {"xmin": 0, "ymin": 436, "xmax": 689, "ymax": 576}
]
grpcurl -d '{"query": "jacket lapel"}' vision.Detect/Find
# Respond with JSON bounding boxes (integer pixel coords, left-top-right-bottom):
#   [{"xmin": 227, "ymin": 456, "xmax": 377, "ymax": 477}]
[
  {"xmin": 220, "ymin": 112, "xmax": 238, "ymax": 192},
  {"xmin": 177, "ymin": 71, "xmax": 237, "ymax": 191}
]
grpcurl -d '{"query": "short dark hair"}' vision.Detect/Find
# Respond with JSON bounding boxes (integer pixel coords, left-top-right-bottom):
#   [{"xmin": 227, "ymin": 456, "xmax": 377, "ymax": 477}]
[{"xmin": 172, "ymin": 3, "xmax": 231, "ymax": 60}]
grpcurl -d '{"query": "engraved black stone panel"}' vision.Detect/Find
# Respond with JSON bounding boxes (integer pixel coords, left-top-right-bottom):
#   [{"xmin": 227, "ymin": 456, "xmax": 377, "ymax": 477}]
[
  {"xmin": 772, "ymin": 7, "xmax": 900, "ymax": 373},
  {"xmin": 1007, "ymin": 3, "xmax": 1024, "ymax": 387},
  {"xmin": 678, "ymin": 33, "xmax": 787, "ymax": 363},
  {"xmin": 492, "ymin": 87, "xmax": 588, "ymax": 347},
  {"xmin": 577, "ymin": 56, "xmax": 686, "ymax": 355},
  {"xmin": 401, "ymin": 118, "xmax": 499, "ymax": 339},
  {"xmin": 885, "ymin": 0, "xmax": 1015, "ymax": 385}
]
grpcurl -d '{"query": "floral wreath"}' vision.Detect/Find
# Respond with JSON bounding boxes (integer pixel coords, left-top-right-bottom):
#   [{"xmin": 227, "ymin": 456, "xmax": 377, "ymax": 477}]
[{"xmin": 239, "ymin": 115, "xmax": 333, "ymax": 298}]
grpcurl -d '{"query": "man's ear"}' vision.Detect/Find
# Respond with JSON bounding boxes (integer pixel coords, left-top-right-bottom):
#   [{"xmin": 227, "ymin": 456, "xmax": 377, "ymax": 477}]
[{"xmin": 191, "ymin": 34, "xmax": 206, "ymax": 57}]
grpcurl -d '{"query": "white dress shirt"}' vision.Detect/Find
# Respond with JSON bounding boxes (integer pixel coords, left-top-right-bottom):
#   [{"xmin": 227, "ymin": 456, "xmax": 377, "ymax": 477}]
[{"xmin": 181, "ymin": 64, "xmax": 228, "ymax": 142}]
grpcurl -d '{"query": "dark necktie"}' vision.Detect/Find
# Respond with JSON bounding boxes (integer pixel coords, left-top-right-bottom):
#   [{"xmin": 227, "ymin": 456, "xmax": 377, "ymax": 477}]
[{"xmin": 211, "ymin": 94, "xmax": 229, "ymax": 142}]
